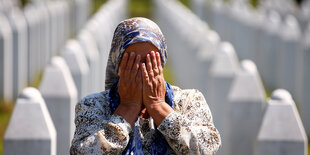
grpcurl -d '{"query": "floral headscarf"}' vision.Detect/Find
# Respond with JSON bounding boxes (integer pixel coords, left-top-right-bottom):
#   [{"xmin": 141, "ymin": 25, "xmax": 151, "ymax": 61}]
[{"xmin": 105, "ymin": 17, "xmax": 168, "ymax": 90}]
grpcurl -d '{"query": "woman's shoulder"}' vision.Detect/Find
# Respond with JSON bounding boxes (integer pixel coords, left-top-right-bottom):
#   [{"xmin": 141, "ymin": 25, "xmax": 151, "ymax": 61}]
[
  {"xmin": 171, "ymin": 85, "xmax": 204, "ymax": 99},
  {"xmin": 171, "ymin": 85, "xmax": 206, "ymax": 108},
  {"xmin": 76, "ymin": 90, "xmax": 111, "ymax": 113},
  {"xmin": 171, "ymin": 85, "xmax": 211, "ymax": 120}
]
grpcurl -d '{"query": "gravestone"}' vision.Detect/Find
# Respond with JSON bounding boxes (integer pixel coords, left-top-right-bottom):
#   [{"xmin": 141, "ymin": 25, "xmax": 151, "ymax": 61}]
[
  {"xmin": 260, "ymin": 10, "xmax": 281, "ymax": 91},
  {"xmin": 24, "ymin": 5, "xmax": 40, "ymax": 86},
  {"xmin": 300, "ymin": 23, "xmax": 310, "ymax": 137},
  {"xmin": 40, "ymin": 56, "xmax": 77, "ymax": 155},
  {"xmin": 207, "ymin": 42, "xmax": 239, "ymax": 155},
  {"xmin": 8, "ymin": 8, "xmax": 28, "ymax": 99},
  {"xmin": 35, "ymin": 4, "xmax": 50, "ymax": 69},
  {"xmin": 46, "ymin": 2, "xmax": 58, "ymax": 56},
  {"xmin": 228, "ymin": 60, "xmax": 266, "ymax": 155},
  {"xmin": 84, "ymin": 20, "xmax": 106, "ymax": 89},
  {"xmin": 74, "ymin": 0, "xmax": 89, "ymax": 32},
  {"xmin": 196, "ymin": 30, "xmax": 220, "ymax": 94},
  {"xmin": 256, "ymin": 89, "xmax": 308, "ymax": 155},
  {"xmin": 0, "ymin": 13, "xmax": 13, "ymax": 102},
  {"xmin": 277, "ymin": 15, "xmax": 301, "ymax": 97},
  {"xmin": 4, "ymin": 87, "xmax": 56, "ymax": 155},
  {"xmin": 61, "ymin": 40, "xmax": 89, "ymax": 101},
  {"xmin": 78, "ymin": 30, "xmax": 101, "ymax": 93}
]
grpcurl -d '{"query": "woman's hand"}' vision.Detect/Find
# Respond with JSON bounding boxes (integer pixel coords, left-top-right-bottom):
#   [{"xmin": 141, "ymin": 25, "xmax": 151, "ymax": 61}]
[
  {"xmin": 141, "ymin": 51, "xmax": 173, "ymax": 126},
  {"xmin": 115, "ymin": 52, "xmax": 142, "ymax": 126}
]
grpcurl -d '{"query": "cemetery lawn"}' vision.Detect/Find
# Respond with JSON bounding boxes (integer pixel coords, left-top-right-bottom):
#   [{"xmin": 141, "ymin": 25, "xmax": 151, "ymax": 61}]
[{"xmin": 0, "ymin": 103, "xmax": 14, "ymax": 155}]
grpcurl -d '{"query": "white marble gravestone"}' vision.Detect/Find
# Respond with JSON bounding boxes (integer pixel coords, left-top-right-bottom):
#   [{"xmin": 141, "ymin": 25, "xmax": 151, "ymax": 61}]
[
  {"xmin": 277, "ymin": 15, "xmax": 301, "ymax": 97},
  {"xmin": 207, "ymin": 42, "xmax": 239, "ymax": 155},
  {"xmin": 40, "ymin": 56, "xmax": 77, "ymax": 155},
  {"xmin": 46, "ymin": 2, "xmax": 58, "ymax": 56},
  {"xmin": 260, "ymin": 10, "xmax": 281, "ymax": 91},
  {"xmin": 228, "ymin": 60, "xmax": 266, "ymax": 155},
  {"xmin": 35, "ymin": 4, "xmax": 50, "ymax": 70},
  {"xmin": 61, "ymin": 40, "xmax": 89, "ymax": 101},
  {"xmin": 0, "ymin": 13, "xmax": 13, "ymax": 102},
  {"xmin": 78, "ymin": 30, "xmax": 101, "ymax": 93},
  {"xmin": 256, "ymin": 89, "xmax": 308, "ymax": 155},
  {"xmin": 8, "ymin": 8, "xmax": 28, "ymax": 99},
  {"xmin": 299, "ymin": 23, "xmax": 310, "ymax": 137},
  {"xmin": 196, "ymin": 30, "xmax": 220, "ymax": 94},
  {"xmin": 4, "ymin": 87, "xmax": 56, "ymax": 155},
  {"xmin": 24, "ymin": 5, "xmax": 40, "ymax": 86}
]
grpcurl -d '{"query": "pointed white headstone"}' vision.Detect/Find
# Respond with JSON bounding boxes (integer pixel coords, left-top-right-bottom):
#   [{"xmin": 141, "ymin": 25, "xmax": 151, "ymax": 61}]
[
  {"xmin": 46, "ymin": 2, "xmax": 58, "ymax": 56},
  {"xmin": 277, "ymin": 15, "xmax": 301, "ymax": 97},
  {"xmin": 207, "ymin": 42, "xmax": 239, "ymax": 155},
  {"xmin": 4, "ymin": 87, "xmax": 56, "ymax": 155},
  {"xmin": 256, "ymin": 89, "xmax": 308, "ymax": 155},
  {"xmin": 8, "ymin": 8, "xmax": 28, "ymax": 99},
  {"xmin": 260, "ymin": 10, "xmax": 281, "ymax": 90},
  {"xmin": 228, "ymin": 60, "xmax": 266, "ymax": 155},
  {"xmin": 299, "ymin": 23, "xmax": 310, "ymax": 137},
  {"xmin": 0, "ymin": 13, "xmax": 13, "ymax": 102},
  {"xmin": 40, "ymin": 56, "xmax": 77, "ymax": 155},
  {"xmin": 78, "ymin": 30, "xmax": 101, "ymax": 93},
  {"xmin": 61, "ymin": 40, "xmax": 89, "ymax": 100},
  {"xmin": 24, "ymin": 5, "xmax": 40, "ymax": 86},
  {"xmin": 196, "ymin": 30, "xmax": 220, "ymax": 94}
]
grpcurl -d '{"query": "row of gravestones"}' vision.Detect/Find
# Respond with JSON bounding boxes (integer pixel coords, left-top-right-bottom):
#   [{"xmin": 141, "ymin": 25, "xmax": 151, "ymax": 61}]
[
  {"xmin": 0, "ymin": 0, "xmax": 91, "ymax": 103},
  {"xmin": 3, "ymin": 0, "xmax": 127, "ymax": 155},
  {"xmin": 154, "ymin": 0, "xmax": 308, "ymax": 155},
  {"xmin": 191, "ymin": 0, "xmax": 310, "ymax": 140}
]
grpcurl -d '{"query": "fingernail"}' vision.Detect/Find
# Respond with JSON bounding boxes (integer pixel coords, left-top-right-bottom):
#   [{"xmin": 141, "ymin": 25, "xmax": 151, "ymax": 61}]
[
  {"xmin": 131, "ymin": 52, "xmax": 135, "ymax": 56},
  {"xmin": 124, "ymin": 53, "xmax": 128, "ymax": 57},
  {"xmin": 137, "ymin": 55, "xmax": 140, "ymax": 59},
  {"xmin": 147, "ymin": 54, "xmax": 150, "ymax": 58}
]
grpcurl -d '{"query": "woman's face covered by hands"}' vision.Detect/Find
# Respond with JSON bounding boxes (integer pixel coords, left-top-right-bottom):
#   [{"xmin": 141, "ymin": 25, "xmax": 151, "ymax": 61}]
[{"xmin": 117, "ymin": 42, "xmax": 166, "ymax": 118}]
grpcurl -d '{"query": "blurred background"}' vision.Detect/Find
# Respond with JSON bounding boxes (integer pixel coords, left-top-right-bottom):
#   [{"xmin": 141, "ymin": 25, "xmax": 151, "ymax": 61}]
[{"xmin": 0, "ymin": 0, "xmax": 309, "ymax": 154}]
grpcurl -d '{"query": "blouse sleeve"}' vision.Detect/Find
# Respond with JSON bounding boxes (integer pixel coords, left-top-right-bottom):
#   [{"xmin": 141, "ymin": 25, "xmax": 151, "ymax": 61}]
[
  {"xmin": 70, "ymin": 95, "xmax": 132, "ymax": 155},
  {"xmin": 157, "ymin": 89, "xmax": 221, "ymax": 155}
]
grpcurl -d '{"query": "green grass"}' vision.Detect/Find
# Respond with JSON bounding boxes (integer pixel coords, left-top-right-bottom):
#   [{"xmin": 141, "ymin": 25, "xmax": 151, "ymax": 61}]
[
  {"xmin": 129, "ymin": 0, "xmax": 152, "ymax": 18},
  {"xmin": 0, "ymin": 103, "xmax": 14, "ymax": 155},
  {"xmin": 92, "ymin": 0, "xmax": 108, "ymax": 14},
  {"xmin": 178, "ymin": 0, "xmax": 191, "ymax": 8}
]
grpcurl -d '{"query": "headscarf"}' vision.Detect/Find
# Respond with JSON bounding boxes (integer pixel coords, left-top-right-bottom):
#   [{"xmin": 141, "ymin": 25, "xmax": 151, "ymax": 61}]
[
  {"xmin": 106, "ymin": 17, "xmax": 173, "ymax": 155},
  {"xmin": 105, "ymin": 17, "xmax": 168, "ymax": 90}
]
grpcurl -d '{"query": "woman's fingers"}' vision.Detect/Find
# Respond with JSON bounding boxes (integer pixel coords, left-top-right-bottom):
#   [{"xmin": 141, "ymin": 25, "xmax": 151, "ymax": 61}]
[
  {"xmin": 141, "ymin": 63, "xmax": 150, "ymax": 84},
  {"xmin": 136, "ymin": 69, "xmax": 142, "ymax": 86},
  {"xmin": 156, "ymin": 52, "xmax": 163, "ymax": 75},
  {"xmin": 131, "ymin": 54, "xmax": 141, "ymax": 79},
  {"xmin": 119, "ymin": 53, "xmax": 128, "ymax": 76},
  {"xmin": 125, "ymin": 52, "xmax": 136, "ymax": 77},
  {"xmin": 151, "ymin": 51, "xmax": 159, "ymax": 76},
  {"xmin": 146, "ymin": 54, "xmax": 154, "ymax": 80}
]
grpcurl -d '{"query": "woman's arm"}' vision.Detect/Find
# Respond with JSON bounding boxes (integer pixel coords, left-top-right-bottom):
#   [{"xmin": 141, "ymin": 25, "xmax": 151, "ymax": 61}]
[
  {"xmin": 70, "ymin": 95, "xmax": 132, "ymax": 155},
  {"xmin": 158, "ymin": 90, "xmax": 221, "ymax": 155},
  {"xmin": 141, "ymin": 51, "xmax": 221, "ymax": 154}
]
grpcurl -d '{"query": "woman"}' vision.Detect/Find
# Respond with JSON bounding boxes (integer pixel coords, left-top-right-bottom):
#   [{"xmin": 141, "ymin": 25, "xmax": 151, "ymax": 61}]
[{"xmin": 70, "ymin": 17, "xmax": 221, "ymax": 155}]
